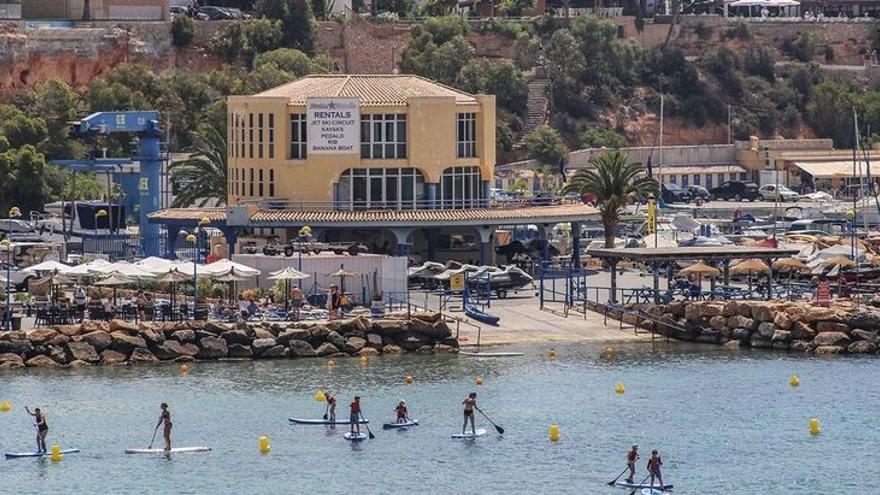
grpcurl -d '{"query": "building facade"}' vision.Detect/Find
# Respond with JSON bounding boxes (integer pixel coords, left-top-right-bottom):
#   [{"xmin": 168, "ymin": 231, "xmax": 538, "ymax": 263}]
[{"xmin": 19, "ymin": 0, "xmax": 169, "ymax": 20}]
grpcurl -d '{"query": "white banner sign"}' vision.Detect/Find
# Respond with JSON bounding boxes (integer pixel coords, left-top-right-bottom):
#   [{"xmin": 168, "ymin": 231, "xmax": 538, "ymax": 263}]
[{"xmin": 307, "ymin": 97, "xmax": 360, "ymax": 155}]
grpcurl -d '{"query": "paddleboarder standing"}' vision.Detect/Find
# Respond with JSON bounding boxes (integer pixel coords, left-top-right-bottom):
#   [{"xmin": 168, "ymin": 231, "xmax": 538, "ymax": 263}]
[
  {"xmin": 25, "ymin": 407, "xmax": 48, "ymax": 453},
  {"xmin": 625, "ymin": 445, "xmax": 640, "ymax": 484},
  {"xmin": 326, "ymin": 392, "xmax": 337, "ymax": 427},
  {"xmin": 157, "ymin": 403, "xmax": 172, "ymax": 451},
  {"xmin": 395, "ymin": 400, "xmax": 408, "ymax": 424},
  {"xmin": 647, "ymin": 449, "xmax": 664, "ymax": 490},
  {"xmin": 462, "ymin": 392, "xmax": 477, "ymax": 435},
  {"xmin": 349, "ymin": 396, "xmax": 362, "ymax": 436}
]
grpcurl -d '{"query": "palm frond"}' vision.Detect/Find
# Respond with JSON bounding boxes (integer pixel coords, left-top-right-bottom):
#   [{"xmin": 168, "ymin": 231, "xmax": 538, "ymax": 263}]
[{"xmin": 169, "ymin": 125, "xmax": 228, "ymax": 208}]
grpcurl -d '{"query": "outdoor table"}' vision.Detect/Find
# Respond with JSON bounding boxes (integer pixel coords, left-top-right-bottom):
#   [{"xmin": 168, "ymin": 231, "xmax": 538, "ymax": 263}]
[{"xmin": 713, "ymin": 285, "xmax": 747, "ymax": 300}]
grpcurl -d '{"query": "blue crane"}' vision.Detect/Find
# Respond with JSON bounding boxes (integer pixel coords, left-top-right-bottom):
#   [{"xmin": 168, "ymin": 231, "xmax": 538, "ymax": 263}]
[{"xmin": 53, "ymin": 111, "xmax": 164, "ymax": 257}]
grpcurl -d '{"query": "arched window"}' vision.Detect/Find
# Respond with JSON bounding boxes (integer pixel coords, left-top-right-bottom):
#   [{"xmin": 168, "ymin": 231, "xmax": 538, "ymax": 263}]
[
  {"xmin": 337, "ymin": 168, "xmax": 425, "ymax": 210},
  {"xmin": 440, "ymin": 166, "xmax": 482, "ymax": 209}
]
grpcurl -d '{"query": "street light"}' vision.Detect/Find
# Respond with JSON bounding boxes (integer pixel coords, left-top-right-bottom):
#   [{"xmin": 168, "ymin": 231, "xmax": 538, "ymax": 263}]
[
  {"xmin": 187, "ymin": 217, "xmax": 211, "ymax": 318},
  {"xmin": 4, "ymin": 206, "xmax": 22, "ymax": 331},
  {"xmin": 94, "ymin": 209, "xmax": 108, "ymax": 254}
]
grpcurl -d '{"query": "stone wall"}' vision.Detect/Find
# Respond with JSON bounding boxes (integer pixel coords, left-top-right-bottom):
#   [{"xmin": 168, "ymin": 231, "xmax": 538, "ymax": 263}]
[
  {"xmin": 594, "ymin": 300, "xmax": 880, "ymax": 355},
  {"xmin": 0, "ymin": 312, "xmax": 458, "ymax": 369}
]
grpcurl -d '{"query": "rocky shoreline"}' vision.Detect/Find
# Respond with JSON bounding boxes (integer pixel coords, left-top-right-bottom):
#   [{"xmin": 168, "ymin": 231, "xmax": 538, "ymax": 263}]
[
  {"xmin": 593, "ymin": 300, "xmax": 880, "ymax": 355},
  {"xmin": 0, "ymin": 312, "xmax": 458, "ymax": 369}
]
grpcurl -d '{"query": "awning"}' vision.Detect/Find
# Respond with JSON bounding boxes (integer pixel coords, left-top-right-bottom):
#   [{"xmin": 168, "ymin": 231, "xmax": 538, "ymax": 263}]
[{"xmin": 792, "ymin": 161, "xmax": 863, "ymax": 179}]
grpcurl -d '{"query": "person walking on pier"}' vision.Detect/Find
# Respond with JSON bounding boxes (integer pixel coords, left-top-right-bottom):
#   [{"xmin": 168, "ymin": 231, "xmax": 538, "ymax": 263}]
[{"xmin": 625, "ymin": 445, "xmax": 640, "ymax": 484}]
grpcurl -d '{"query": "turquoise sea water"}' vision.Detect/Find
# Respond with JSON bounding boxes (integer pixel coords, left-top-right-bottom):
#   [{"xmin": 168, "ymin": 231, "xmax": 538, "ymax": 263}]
[{"xmin": 1, "ymin": 342, "xmax": 878, "ymax": 494}]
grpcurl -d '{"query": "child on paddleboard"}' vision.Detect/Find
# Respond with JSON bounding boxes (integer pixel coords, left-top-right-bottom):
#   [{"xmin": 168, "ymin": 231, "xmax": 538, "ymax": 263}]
[
  {"xmin": 25, "ymin": 407, "xmax": 48, "ymax": 453},
  {"xmin": 647, "ymin": 449, "xmax": 664, "ymax": 490},
  {"xmin": 462, "ymin": 392, "xmax": 477, "ymax": 435},
  {"xmin": 157, "ymin": 403, "xmax": 172, "ymax": 451},
  {"xmin": 326, "ymin": 392, "xmax": 337, "ymax": 428},
  {"xmin": 349, "ymin": 396, "xmax": 361, "ymax": 435},
  {"xmin": 395, "ymin": 400, "xmax": 408, "ymax": 423},
  {"xmin": 625, "ymin": 445, "xmax": 639, "ymax": 484}
]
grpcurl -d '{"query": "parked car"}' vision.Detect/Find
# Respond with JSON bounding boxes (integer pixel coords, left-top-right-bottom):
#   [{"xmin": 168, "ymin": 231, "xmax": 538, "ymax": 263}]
[
  {"xmin": 758, "ymin": 184, "xmax": 799, "ymax": 202},
  {"xmin": 709, "ymin": 181, "xmax": 760, "ymax": 201},
  {"xmin": 0, "ymin": 261, "xmax": 36, "ymax": 291},
  {"xmin": 198, "ymin": 6, "xmax": 235, "ymax": 19},
  {"xmin": 687, "ymin": 185, "xmax": 711, "ymax": 201},
  {"xmin": 661, "ymin": 183, "xmax": 693, "ymax": 203}
]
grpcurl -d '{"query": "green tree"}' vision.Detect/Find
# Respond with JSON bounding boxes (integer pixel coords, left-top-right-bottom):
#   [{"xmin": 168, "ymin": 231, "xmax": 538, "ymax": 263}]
[
  {"xmin": 457, "ymin": 59, "xmax": 527, "ymax": 115},
  {"xmin": 19, "ymin": 79, "xmax": 85, "ymax": 159},
  {"xmin": 6, "ymin": 145, "xmax": 48, "ymax": 214},
  {"xmin": 524, "ymin": 126, "xmax": 568, "ymax": 168},
  {"xmin": 311, "ymin": 0, "xmax": 327, "ymax": 19},
  {"xmin": 806, "ymin": 77, "xmax": 859, "ymax": 147},
  {"xmin": 579, "ymin": 128, "xmax": 626, "ymax": 149},
  {"xmin": 255, "ymin": 47, "xmax": 334, "ymax": 76},
  {"xmin": 169, "ymin": 126, "xmax": 228, "ymax": 207},
  {"xmin": 562, "ymin": 151, "xmax": 657, "ymax": 248},
  {"xmin": 513, "ymin": 32, "xmax": 541, "ymax": 71},
  {"xmin": 285, "ymin": 0, "xmax": 317, "ymax": 53},
  {"xmin": 0, "ymin": 104, "xmax": 48, "ymax": 149},
  {"xmin": 172, "ymin": 15, "xmax": 195, "ymax": 47},
  {"xmin": 744, "ymin": 45, "xmax": 775, "ymax": 83},
  {"xmin": 376, "ymin": 0, "xmax": 414, "ymax": 16},
  {"xmin": 400, "ymin": 29, "xmax": 473, "ymax": 86}
]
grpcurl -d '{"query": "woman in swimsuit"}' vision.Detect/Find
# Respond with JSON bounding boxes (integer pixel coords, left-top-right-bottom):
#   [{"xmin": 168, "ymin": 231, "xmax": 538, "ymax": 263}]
[
  {"xmin": 157, "ymin": 403, "xmax": 172, "ymax": 451},
  {"xmin": 25, "ymin": 407, "xmax": 48, "ymax": 453},
  {"xmin": 326, "ymin": 392, "xmax": 337, "ymax": 428},
  {"xmin": 395, "ymin": 400, "xmax": 408, "ymax": 423},
  {"xmin": 462, "ymin": 392, "xmax": 477, "ymax": 435}
]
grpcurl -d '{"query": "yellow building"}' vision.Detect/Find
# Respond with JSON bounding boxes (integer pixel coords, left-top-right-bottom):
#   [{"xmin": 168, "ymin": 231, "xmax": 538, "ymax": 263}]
[{"xmin": 226, "ymin": 75, "xmax": 496, "ymax": 210}]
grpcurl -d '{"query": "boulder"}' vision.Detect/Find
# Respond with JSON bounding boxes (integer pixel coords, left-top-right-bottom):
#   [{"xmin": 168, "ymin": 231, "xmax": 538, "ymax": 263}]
[
  {"xmin": 220, "ymin": 330, "xmax": 252, "ymax": 346},
  {"xmin": 0, "ymin": 339, "xmax": 33, "ymax": 355},
  {"xmin": 27, "ymin": 328, "xmax": 59, "ymax": 346},
  {"xmin": 195, "ymin": 330, "xmax": 216, "ymax": 341},
  {"xmin": 100, "ymin": 349, "xmax": 128, "ymax": 365},
  {"xmin": 288, "ymin": 340, "xmax": 316, "ymax": 358},
  {"xmin": 814, "ymin": 345, "xmax": 845, "ymax": 355},
  {"xmin": 171, "ymin": 329, "xmax": 196, "ymax": 343},
  {"xmin": 398, "ymin": 332, "xmax": 430, "ymax": 351},
  {"xmin": 723, "ymin": 340, "xmax": 742, "ymax": 349},
  {"xmin": 45, "ymin": 334, "xmax": 71, "ymax": 347},
  {"xmin": 804, "ymin": 307, "xmax": 835, "ymax": 323},
  {"xmin": 277, "ymin": 328, "xmax": 311, "ymax": 346},
  {"xmin": 197, "ymin": 336, "xmax": 228, "ymax": 359},
  {"xmin": 848, "ymin": 341, "xmax": 878, "ymax": 354},
  {"xmin": 130, "ymin": 348, "xmax": 159, "ymax": 364},
  {"xmin": 722, "ymin": 301, "xmax": 738, "ymax": 317},
  {"xmin": 327, "ymin": 331, "xmax": 346, "ymax": 349},
  {"xmin": 0, "ymin": 330, "xmax": 27, "ymax": 341},
  {"xmin": 771, "ymin": 330, "xmax": 791, "ymax": 343},
  {"xmin": 344, "ymin": 337, "xmax": 367, "ymax": 354},
  {"xmin": 262, "ymin": 345, "xmax": 288, "ymax": 358},
  {"xmin": 727, "ymin": 315, "xmax": 754, "ymax": 331},
  {"xmin": 26, "ymin": 355, "xmax": 59, "ymax": 367},
  {"xmin": 784, "ymin": 305, "xmax": 806, "ymax": 321},
  {"xmin": 695, "ymin": 329, "xmax": 722, "ymax": 344},
  {"xmin": 816, "ymin": 321, "xmax": 850, "ymax": 334},
  {"xmin": 109, "ymin": 319, "xmax": 140, "ymax": 334},
  {"xmin": 790, "ymin": 321, "xmax": 816, "ymax": 340},
  {"xmin": 666, "ymin": 301, "xmax": 686, "ymax": 317},
  {"xmin": 227, "ymin": 343, "xmax": 254, "ymax": 358},
  {"xmin": 411, "ymin": 318, "xmax": 439, "ymax": 337},
  {"xmin": 152, "ymin": 340, "xmax": 199, "ymax": 360},
  {"xmin": 67, "ymin": 359, "xmax": 91, "ymax": 367},
  {"xmin": 205, "ymin": 321, "xmax": 230, "ymax": 335},
  {"xmin": 307, "ymin": 325, "xmax": 330, "ymax": 344},
  {"xmin": 790, "ymin": 340, "xmax": 812, "ymax": 353},
  {"xmin": 736, "ymin": 304, "xmax": 753, "ymax": 317},
  {"xmin": 773, "ymin": 312, "xmax": 793, "ymax": 331},
  {"xmin": 750, "ymin": 304, "xmax": 773, "ymax": 323},
  {"xmin": 411, "ymin": 311, "xmax": 441, "ymax": 323},
  {"xmin": 141, "ymin": 328, "xmax": 165, "ymax": 346},
  {"xmin": 684, "ymin": 304, "xmax": 701, "ymax": 321},
  {"xmin": 813, "ymin": 332, "xmax": 851, "ymax": 347},
  {"xmin": 772, "ymin": 341, "xmax": 790, "ymax": 350},
  {"xmin": 315, "ymin": 342, "xmax": 339, "ymax": 356},
  {"xmin": 440, "ymin": 337, "xmax": 460, "ymax": 348},
  {"xmin": 252, "ymin": 338, "xmax": 278, "ymax": 356},
  {"xmin": 64, "ymin": 341, "xmax": 99, "ymax": 363},
  {"xmin": 757, "ymin": 322, "xmax": 777, "ymax": 339},
  {"xmin": 81, "ymin": 330, "xmax": 112, "ymax": 352},
  {"xmin": 416, "ymin": 345, "xmax": 434, "ymax": 354},
  {"xmin": 749, "ymin": 335, "xmax": 771, "ymax": 349},
  {"xmin": 0, "ymin": 352, "xmax": 24, "ymax": 368},
  {"xmin": 852, "ymin": 329, "xmax": 880, "ymax": 344},
  {"xmin": 110, "ymin": 331, "xmax": 146, "ymax": 355},
  {"xmin": 366, "ymin": 333, "xmax": 383, "ymax": 349},
  {"xmin": 371, "ymin": 320, "xmax": 408, "ymax": 336},
  {"xmin": 54, "ymin": 325, "xmax": 82, "ymax": 337},
  {"xmin": 80, "ymin": 320, "xmax": 106, "ymax": 334},
  {"xmin": 253, "ymin": 327, "xmax": 275, "ymax": 339},
  {"xmin": 357, "ymin": 347, "xmax": 380, "ymax": 356},
  {"xmin": 47, "ymin": 346, "xmax": 69, "ymax": 365},
  {"xmin": 382, "ymin": 344, "xmax": 403, "ymax": 354},
  {"xmin": 845, "ymin": 311, "xmax": 880, "ymax": 330},
  {"xmin": 702, "ymin": 303, "xmax": 723, "ymax": 317}
]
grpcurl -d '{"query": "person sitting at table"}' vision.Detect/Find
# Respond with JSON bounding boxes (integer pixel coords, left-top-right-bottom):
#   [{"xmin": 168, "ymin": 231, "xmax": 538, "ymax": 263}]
[
  {"xmin": 247, "ymin": 299, "xmax": 258, "ymax": 318},
  {"xmin": 74, "ymin": 285, "xmax": 87, "ymax": 318}
]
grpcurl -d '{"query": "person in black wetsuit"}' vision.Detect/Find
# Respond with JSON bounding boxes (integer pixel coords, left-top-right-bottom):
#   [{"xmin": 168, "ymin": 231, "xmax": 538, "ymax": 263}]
[{"xmin": 25, "ymin": 407, "xmax": 48, "ymax": 453}]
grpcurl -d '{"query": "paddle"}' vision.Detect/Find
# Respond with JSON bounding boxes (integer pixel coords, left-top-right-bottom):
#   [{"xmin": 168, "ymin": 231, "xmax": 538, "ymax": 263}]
[
  {"xmin": 628, "ymin": 473, "xmax": 652, "ymax": 495},
  {"xmin": 360, "ymin": 412, "xmax": 375, "ymax": 440},
  {"xmin": 607, "ymin": 466, "xmax": 629, "ymax": 486},
  {"xmin": 147, "ymin": 423, "xmax": 160, "ymax": 449},
  {"xmin": 475, "ymin": 406, "xmax": 504, "ymax": 435},
  {"xmin": 405, "ymin": 415, "xmax": 418, "ymax": 425}
]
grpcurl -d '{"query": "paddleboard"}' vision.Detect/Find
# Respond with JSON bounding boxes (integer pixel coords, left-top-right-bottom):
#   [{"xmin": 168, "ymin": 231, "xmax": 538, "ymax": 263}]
[
  {"xmin": 5, "ymin": 448, "xmax": 80, "ymax": 459},
  {"xmin": 289, "ymin": 418, "xmax": 369, "ymax": 425},
  {"xmin": 124, "ymin": 447, "xmax": 210, "ymax": 454},
  {"xmin": 639, "ymin": 489, "xmax": 670, "ymax": 495},
  {"xmin": 383, "ymin": 419, "xmax": 419, "ymax": 429},
  {"xmin": 459, "ymin": 351, "xmax": 524, "ymax": 357},
  {"xmin": 451, "ymin": 428, "xmax": 487, "ymax": 439},
  {"xmin": 615, "ymin": 482, "xmax": 673, "ymax": 490},
  {"xmin": 343, "ymin": 432, "xmax": 367, "ymax": 442}
]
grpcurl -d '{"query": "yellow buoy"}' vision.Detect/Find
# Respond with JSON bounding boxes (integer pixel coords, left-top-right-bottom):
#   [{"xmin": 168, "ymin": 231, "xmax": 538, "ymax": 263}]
[
  {"xmin": 315, "ymin": 390, "xmax": 326, "ymax": 402},
  {"xmin": 475, "ymin": 376, "xmax": 484, "ymax": 385},
  {"xmin": 327, "ymin": 359, "xmax": 335, "ymax": 367},
  {"xmin": 615, "ymin": 383, "xmax": 625, "ymax": 395},
  {"xmin": 603, "ymin": 347, "xmax": 616, "ymax": 358},
  {"xmin": 359, "ymin": 355, "xmax": 368, "ymax": 364},
  {"xmin": 404, "ymin": 375, "xmax": 414, "ymax": 385},
  {"xmin": 179, "ymin": 364, "xmax": 189, "ymax": 374},
  {"xmin": 50, "ymin": 444, "xmax": 62, "ymax": 462},
  {"xmin": 549, "ymin": 424, "xmax": 560, "ymax": 442},
  {"xmin": 259, "ymin": 435, "xmax": 271, "ymax": 454},
  {"xmin": 790, "ymin": 375, "xmax": 800, "ymax": 387},
  {"xmin": 0, "ymin": 400, "xmax": 11, "ymax": 412},
  {"xmin": 548, "ymin": 349, "xmax": 557, "ymax": 359},
  {"xmin": 809, "ymin": 418, "xmax": 821, "ymax": 436}
]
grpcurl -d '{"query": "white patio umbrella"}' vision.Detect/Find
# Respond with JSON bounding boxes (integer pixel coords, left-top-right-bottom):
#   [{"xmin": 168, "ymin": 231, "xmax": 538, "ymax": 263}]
[
  {"xmin": 25, "ymin": 260, "xmax": 73, "ymax": 274},
  {"xmin": 203, "ymin": 259, "xmax": 260, "ymax": 277},
  {"xmin": 269, "ymin": 267, "xmax": 311, "ymax": 309}
]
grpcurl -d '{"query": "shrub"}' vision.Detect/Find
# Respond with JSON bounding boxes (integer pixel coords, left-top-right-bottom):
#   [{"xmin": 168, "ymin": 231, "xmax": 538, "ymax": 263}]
[
  {"xmin": 477, "ymin": 18, "xmax": 526, "ymax": 39},
  {"xmin": 171, "ymin": 15, "xmax": 195, "ymax": 47},
  {"xmin": 743, "ymin": 45, "xmax": 775, "ymax": 83},
  {"xmin": 579, "ymin": 128, "xmax": 626, "ymax": 149},
  {"xmin": 823, "ymin": 45, "xmax": 835, "ymax": 62},
  {"xmin": 782, "ymin": 32, "xmax": 819, "ymax": 63},
  {"xmin": 693, "ymin": 22, "xmax": 713, "ymax": 41},
  {"xmin": 724, "ymin": 21, "xmax": 751, "ymax": 40}
]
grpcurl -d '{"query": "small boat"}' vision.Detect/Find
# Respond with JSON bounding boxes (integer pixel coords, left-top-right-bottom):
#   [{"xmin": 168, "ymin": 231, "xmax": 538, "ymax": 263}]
[
  {"xmin": 289, "ymin": 418, "xmax": 369, "ymax": 425},
  {"xmin": 124, "ymin": 447, "xmax": 210, "ymax": 454},
  {"xmin": 463, "ymin": 303, "xmax": 499, "ymax": 325},
  {"xmin": 343, "ymin": 432, "xmax": 367, "ymax": 442},
  {"xmin": 459, "ymin": 351, "xmax": 524, "ymax": 357},
  {"xmin": 5, "ymin": 448, "xmax": 80, "ymax": 459},
  {"xmin": 451, "ymin": 428, "xmax": 487, "ymax": 439},
  {"xmin": 383, "ymin": 419, "xmax": 419, "ymax": 429}
]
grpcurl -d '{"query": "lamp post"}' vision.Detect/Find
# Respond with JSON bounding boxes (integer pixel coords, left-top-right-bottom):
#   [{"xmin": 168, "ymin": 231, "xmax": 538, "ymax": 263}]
[
  {"xmin": 3, "ymin": 206, "xmax": 21, "ymax": 331},
  {"xmin": 187, "ymin": 217, "xmax": 211, "ymax": 315},
  {"xmin": 94, "ymin": 208, "xmax": 108, "ymax": 254}
]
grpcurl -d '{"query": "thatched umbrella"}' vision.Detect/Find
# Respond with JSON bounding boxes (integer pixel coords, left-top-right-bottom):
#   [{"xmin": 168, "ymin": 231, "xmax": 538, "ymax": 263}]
[
  {"xmin": 156, "ymin": 269, "xmax": 191, "ymax": 312},
  {"xmin": 327, "ymin": 265, "xmax": 359, "ymax": 294},
  {"xmin": 677, "ymin": 261, "xmax": 720, "ymax": 298},
  {"xmin": 772, "ymin": 258, "xmax": 810, "ymax": 298},
  {"xmin": 33, "ymin": 271, "xmax": 76, "ymax": 309},
  {"xmin": 212, "ymin": 267, "xmax": 251, "ymax": 305},
  {"xmin": 730, "ymin": 259, "xmax": 771, "ymax": 297},
  {"xmin": 269, "ymin": 267, "xmax": 311, "ymax": 310},
  {"xmin": 95, "ymin": 272, "xmax": 135, "ymax": 306}
]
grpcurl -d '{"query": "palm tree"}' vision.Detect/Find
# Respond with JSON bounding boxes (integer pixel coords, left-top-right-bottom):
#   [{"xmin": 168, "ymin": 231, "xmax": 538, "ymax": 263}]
[
  {"xmin": 562, "ymin": 151, "xmax": 657, "ymax": 248},
  {"xmin": 169, "ymin": 125, "xmax": 228, "ymax": 208}
]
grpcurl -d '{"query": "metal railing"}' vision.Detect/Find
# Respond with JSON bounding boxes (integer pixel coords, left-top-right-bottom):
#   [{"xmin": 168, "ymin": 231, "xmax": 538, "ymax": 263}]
[{"xmin": 240, "ymin": 194, "xmax": 581, "ymax": 212}]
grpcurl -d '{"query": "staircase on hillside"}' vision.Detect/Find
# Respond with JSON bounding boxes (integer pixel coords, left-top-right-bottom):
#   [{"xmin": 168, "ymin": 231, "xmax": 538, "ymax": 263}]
[{"xmin": 515, "ymin": 70, "xmax": 550, "ymax": 149}]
